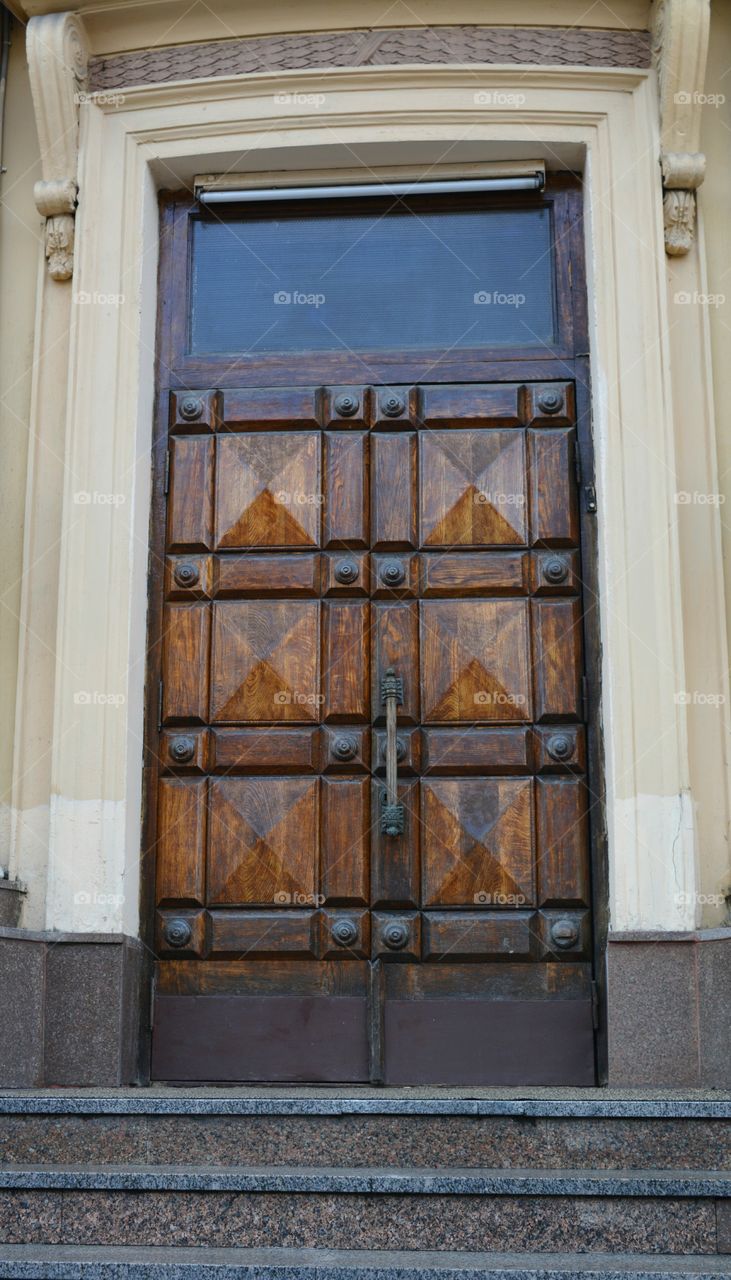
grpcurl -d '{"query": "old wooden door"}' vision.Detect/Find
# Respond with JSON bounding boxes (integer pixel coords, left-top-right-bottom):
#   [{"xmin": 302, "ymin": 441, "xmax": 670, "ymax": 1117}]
[{"xmin": 147, "ymin": 184, "xmax": 600, "ymax": 1084}]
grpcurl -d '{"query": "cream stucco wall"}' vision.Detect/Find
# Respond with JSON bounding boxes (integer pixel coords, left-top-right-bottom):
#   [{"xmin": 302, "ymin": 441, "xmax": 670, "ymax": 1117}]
[
  {"xmin": 15, "ymin": 1, "xmax": 652, "ymax": 57},
  {"xmin": 2, "ymin": 0, "xmax": 730, "ymax": 938},
  {"xmin": 695, "ymin": 0, "xmax": 731, "ymax": 922},
  {"xmin": 702, "ymin": 1, "xmax": 731, "ymax": 689},
  {"xmin": 0, "ymin": 22, "xmax": 42, "ymax": 876}
]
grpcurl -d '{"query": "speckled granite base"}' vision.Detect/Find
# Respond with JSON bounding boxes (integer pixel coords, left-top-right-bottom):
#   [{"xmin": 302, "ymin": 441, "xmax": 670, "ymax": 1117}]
[
  {"xmin": 0, "ymin": 931, "xmax": 145, "ymax": 1089},
  {"xmin": 2, "ymin": 1091, "xmax": 730, "ymax": 1117},
  {"xmin": 1, "ymin": 1115, "xmax": 728, "ymax": 1171},
  {"xmin": 0, "ymin": 1246, "xmax": 730, "ymax": 1280},
  {"xmin": 0, "ymin": 1190, "xmax": 719, "ymax": 1253}
]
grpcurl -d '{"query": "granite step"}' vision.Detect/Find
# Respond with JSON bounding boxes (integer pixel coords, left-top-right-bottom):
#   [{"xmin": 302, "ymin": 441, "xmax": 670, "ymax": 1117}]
[
  {"xmin": 1, "ymin": 1165, "xmax": 730, "ymax": 1196},
  {"xmin": 0, "ymin": 1246, "xmax": 730, "ymax": 1280},
  {"xmin": 0, "ymin": 1164, "xmax": 729, "ymax": 1253},
  {"xmin": 1, "ymin": 1094, "xmax": 729, "ymax": 1171}
]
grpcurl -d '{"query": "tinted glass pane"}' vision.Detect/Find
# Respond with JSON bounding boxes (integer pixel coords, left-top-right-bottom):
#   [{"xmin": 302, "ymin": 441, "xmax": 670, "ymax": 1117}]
[{"xmin": 190, "ymin": 200, "xmax": 555, "ymax": 354}]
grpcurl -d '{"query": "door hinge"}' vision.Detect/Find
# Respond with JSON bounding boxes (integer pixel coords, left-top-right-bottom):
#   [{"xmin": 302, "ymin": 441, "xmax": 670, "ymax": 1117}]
[
  {"xmin": 581, "ymin": 674, "xmax": 590, "ymax": 722},
  {"xmin": 575, "ymin": 444, "xmax": 597, "ymax": 514},
  {"xmin": 163, "ymin": 448, "xmax": 171, "ymax": 495},
  {"xmin": 158, "ymin": 678, "xmax": 164, "ymax": 731},
  {"xmin": 591, "ymin": 980, "xmax": 600, "ymax": 1031}
]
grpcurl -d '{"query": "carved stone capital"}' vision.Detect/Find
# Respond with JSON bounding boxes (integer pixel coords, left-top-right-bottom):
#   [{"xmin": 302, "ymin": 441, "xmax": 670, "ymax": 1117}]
[
  {"xmin": 661, "ymin": 151, "xmax": 706, "ymax": 189},
  {"xmin": 26, "ymin": 14, "xmax": 89, "ymax": 281},
  {"xmin": 652, "ymin": 0, "xmax": 710, "ymax": 255}
]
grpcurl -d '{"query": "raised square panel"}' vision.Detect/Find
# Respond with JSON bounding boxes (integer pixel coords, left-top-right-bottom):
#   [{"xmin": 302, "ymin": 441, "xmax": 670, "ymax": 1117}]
[
  {"xmin": 422, "ymin": 911, "xmax": 535, "ymax": 962},
  {"xmin": 156, "ymin": 778, "xmax": 207, "ymax": 905},
  {"xmin": 421, "ymin": 385, "xmax": 521, "ymax": 426},
  {"xmin": 215, "ymin": 432, "xmax": 321, "ymax": 549},
  {"xmin": 220, "ymin": 388, "xmax": 319, "ymax": 429},
  {"xmin": 210, "ymin": 601, "xmax": 319, "ymax": 723},
  {"xmin": 211, "ymin": 729, "xmax": 319, "ymax": 774},
  {"xmin": 320, "ymin": 777, "xmax": 370, "ymax": 905},
  {"xmin": 161, "ymin": 605, "xmax": 210, "ymax": 724},
  {"xmin": 372, "ymin": 434, "xmax": 417, "ymax": 549},
  {"xmin": 210, "ymin": 911, "xmax": 319, "ymax": 958},
  {"xmin": 421, "ymin": 552, "xmax": 528, "ymax": 597},
  {"xmin": 323, "ymin": 432, "xmax": 368, "ymax": 548},
  {"xmin": 420, "ymin": 431, "xmax": 527, "ymax": 547},
  {"xmin": 421, "ymin": 601, "xmax": 531, "ymax": 722},
  {"xmin": 166, "ymin": 437, "xmax": 214, "ymax": 552},
  {"xmin": 528, "ymin": 430, "xmax": 579, "ymax": 547},
  {"xmin": 422, "ymin": 778, "xmax": 535, "ymax": 908},
  {"xmin": 207, "ymin": 777, "xmax": 318, "ymax": 906},
  {"xmin": 215, "ymin": 553, "xmax": 320, "ymax": 598}
]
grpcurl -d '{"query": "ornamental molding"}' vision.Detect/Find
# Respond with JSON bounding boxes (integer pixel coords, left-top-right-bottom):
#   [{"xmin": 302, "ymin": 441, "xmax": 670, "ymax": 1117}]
[
  {"xmin": 651, "ymin": 0, "xmax": 710, "ymax": 256},
  {"xmin": 88, "ymin": 25, "xmax": 651, "ymax": 92},
  {"xmin": 26, "ymin": 13, "xmax": 90, "ymax": 281}
]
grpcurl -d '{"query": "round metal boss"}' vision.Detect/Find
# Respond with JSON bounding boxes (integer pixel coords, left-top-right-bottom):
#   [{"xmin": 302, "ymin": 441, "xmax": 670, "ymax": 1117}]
[
  {"xmin": 382, "ymin": 394, "xmax": 405, "ymax": 418},
  {"xmin": 380, "ymin": 560, "xmax": 406, "ymax": 587},
  {"xmin": 537, "ymin": 389, "xmax": 563, "ymax": 415},
  {"xmin": 547, "ymin": 733, "xmax": 573, "ymax": 762},
  {"xmin": 543, "ymin": 557, "xmax": 568, "ymax": 584},
  {"xmin": 550, "ymin": 918, "xmax": 579, "ymax": 948},
  {"xmin": 332, "ymin": 919, "xmax": 358, "ymax": 947},
  {"xmin": 334, "ymin": 560, "xmax": 359, "ymax": 584},
  {"xmin": 164, "ymin": 918, "xmax": 192, "ymax": 948},
  {"xmin": 332, "ymin": 735, "xmax": 357, "ymax": 762},
  {"xmin": 179, "ymin": 395, "xmax": 203, "ymax": 421},
  {"xmin": 382, "ymin": 920, "xmax": 409, "ymax": 951},
  {"xmin": 170, "ymin": 736, "xmax": 196, "ymax": 764},
  {"xmin": 174, "ymin": 562, "xmax": 200, "ymax": 588},
  {"xmin": 334, "ymin": 394, "xmax": 358, "ymax": 417}
]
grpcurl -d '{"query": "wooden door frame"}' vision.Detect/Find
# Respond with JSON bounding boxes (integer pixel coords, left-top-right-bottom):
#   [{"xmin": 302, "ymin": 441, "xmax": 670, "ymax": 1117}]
[{"xmin": 140, "ymin": 175, "xmax": 609, "ymax": 1083}]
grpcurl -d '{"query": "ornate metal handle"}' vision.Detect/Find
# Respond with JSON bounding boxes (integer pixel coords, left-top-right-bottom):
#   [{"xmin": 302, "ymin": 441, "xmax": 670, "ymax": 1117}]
[{"xmin": 381, "ymin": 667, "xmax": 404, "ymax": 837}]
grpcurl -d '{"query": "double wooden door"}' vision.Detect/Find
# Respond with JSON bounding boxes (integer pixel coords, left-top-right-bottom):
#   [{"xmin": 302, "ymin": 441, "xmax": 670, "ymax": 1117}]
[{"xmin": 150, "ymin": 378, "xmax": 596, "ymax": 1084}]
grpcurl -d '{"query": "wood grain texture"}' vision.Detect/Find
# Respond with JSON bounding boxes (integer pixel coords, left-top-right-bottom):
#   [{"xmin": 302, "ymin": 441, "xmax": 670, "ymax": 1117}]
[
  {"xmin": 161, "ymin": 605, "xmax": 211, "ymax": 724},
  {"xmin": 421, "ymin": 552, "xmax": 528, "ymax": 597},
  {"xmin": 156, "ymin": 778, "xmax": 207, "ymax": 906},
  {"xmin": 215, "ymin": 432, "xmax": 321, "ymax": 548},
  {"xmin": 320, "ymin": 777, "xmax": 369, "ymax": 906},
  {"xmin": 529, "ymin": 428, "xmax": 579, "ymax": 546},
  {"xmin": 421, "ymin": 384, "xmax": 522, "ymax": 426},
  {"xmin": 211, "ymin": 729, "xmax": 319, "ymax": 774},
  {"xmin": 531, "ymin": 599, "xmax": 582, "ymax": 721},
  {"xmin": 215, "ymin": 553, "xmax": 320, "ymax": 597},
  {"xmin": 207, "ymin": 777, "xmax": 319, "ymax": 906},
  {"xmin": 147, "ymin": 198, "xmax": 597, "ymax": 1081},
  {"xmin": 220, "ymin": 387, "xmax": 319, "ymax": 428},
  {"xmin": 421, "ymin": 600, "xmax": 531, "ymax": 723},
  {"xmin": 536, "ymin": 777, "xmax": 590, "ymax": 907},
  {"xmin": 422, "ymin": 911, "xmax": 535, "ymax": 962},
  {"xmin": 421, "ymin": 778, "xmax": 535, "ymax": 908},
  {"xmin": 210, "ymin": 601, "xmax": 320, "ymax": 723},
  {"xmin": 420, "ymin": 430, "xmax": 527, "ymax": 547},
  {"xmin": 324, "ymin": 431, "xmax": 368, "ymax": 548},
  {"xmin": 372, "ymin": 433, "xmax": 417, "ymax": 549},
  {"xmin": 322, "ymin": 601, "xmax": 370, "ymax": 722},
  {"xmin": 167, "ymin": 437, "xmax": 213, "ymax": 551}
]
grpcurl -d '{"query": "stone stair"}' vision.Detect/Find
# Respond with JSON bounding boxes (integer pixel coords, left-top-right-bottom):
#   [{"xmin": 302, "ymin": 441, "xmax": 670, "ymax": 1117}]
[{"xmin": 0, "ymin": 1091, "xmax": 728, "ymax": 1278}]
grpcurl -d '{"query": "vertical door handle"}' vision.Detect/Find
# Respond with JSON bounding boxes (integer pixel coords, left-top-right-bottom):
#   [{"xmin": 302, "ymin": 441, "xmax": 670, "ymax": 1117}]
[{"xmin": 381, "ymin": 667, "xmax": 405, "ymax": 837}]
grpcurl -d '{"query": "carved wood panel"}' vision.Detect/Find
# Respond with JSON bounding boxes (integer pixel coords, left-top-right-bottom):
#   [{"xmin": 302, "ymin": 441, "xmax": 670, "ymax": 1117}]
[{"xmin": 153, "ymin": 379, "xmax": 594, "ymax": 1083}]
